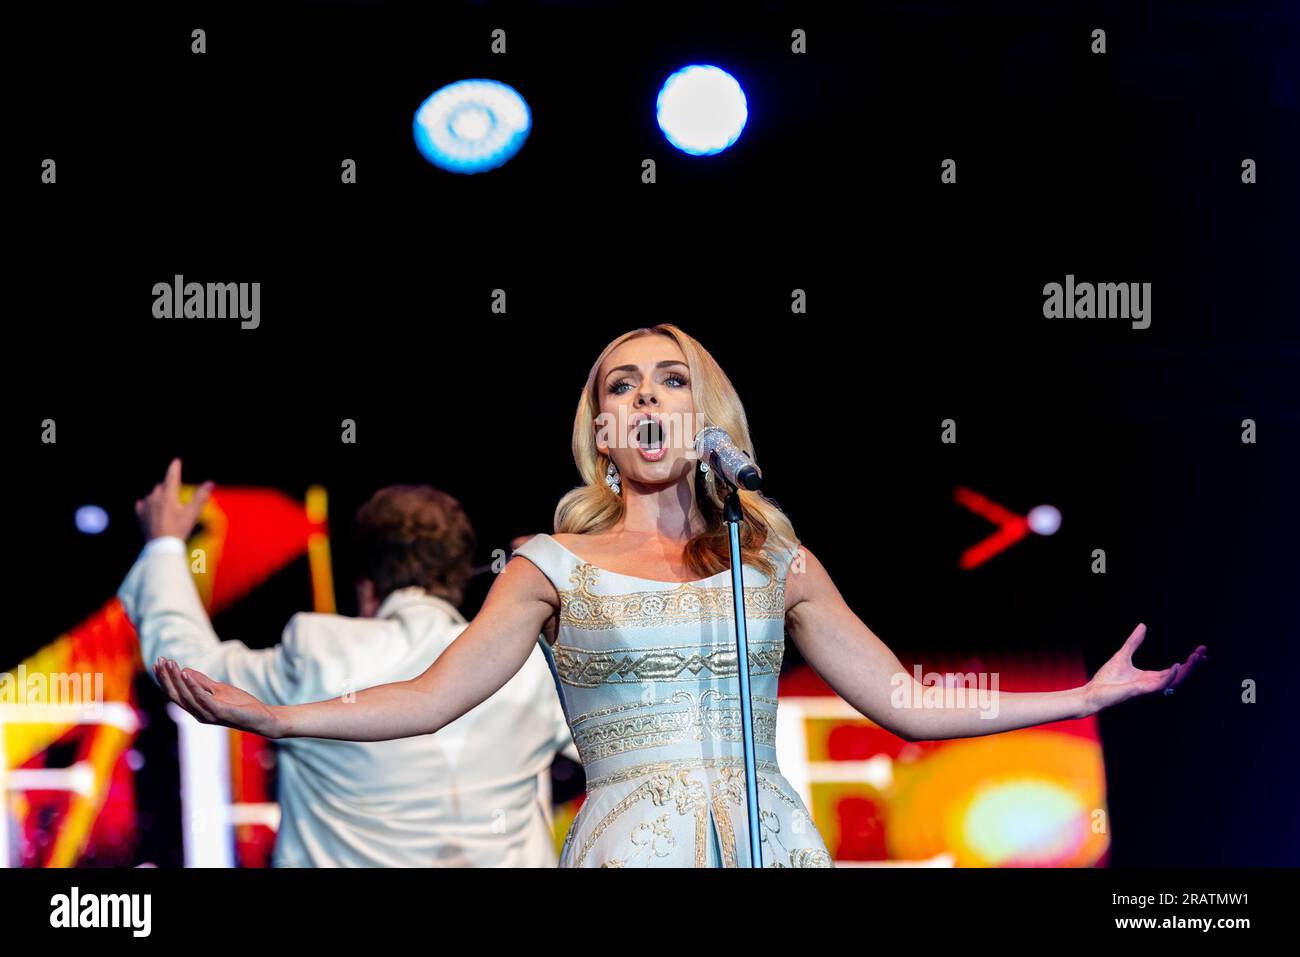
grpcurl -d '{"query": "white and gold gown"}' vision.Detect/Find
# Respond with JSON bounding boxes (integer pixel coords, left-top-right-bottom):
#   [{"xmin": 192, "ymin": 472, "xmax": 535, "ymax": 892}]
[{"xmin": 512, "ymin": 533, "xmax": 834, "ymax": 868}]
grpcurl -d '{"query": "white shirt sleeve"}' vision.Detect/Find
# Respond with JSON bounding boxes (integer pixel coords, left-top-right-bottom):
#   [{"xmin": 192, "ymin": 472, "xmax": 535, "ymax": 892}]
[
  {"xmin": 141, "ymin": 535, "xmax": 186, "ymax": 558},
  {"xmin": 118, "ymin": 536, "xmax": 306, "ymax": 707}
]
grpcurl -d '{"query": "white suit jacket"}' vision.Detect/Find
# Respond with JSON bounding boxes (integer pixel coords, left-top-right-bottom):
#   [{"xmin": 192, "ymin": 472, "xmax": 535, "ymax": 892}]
[{"xmin": 118, "ymin": 536, "xmax": 577, "ymax": 867}]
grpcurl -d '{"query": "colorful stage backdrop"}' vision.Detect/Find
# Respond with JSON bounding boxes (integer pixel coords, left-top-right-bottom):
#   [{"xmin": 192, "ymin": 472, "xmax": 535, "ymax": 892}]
[{"xmin": 4, "ymin": 485, "xmax": 1106, "ymax": 867}]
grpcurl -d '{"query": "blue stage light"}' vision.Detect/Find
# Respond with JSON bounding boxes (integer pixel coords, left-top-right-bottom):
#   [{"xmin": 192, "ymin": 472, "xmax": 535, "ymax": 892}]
[
  {"xmin": 413, "ymin": 79, "xmax": 532, "ymax": 174},
  {"xmin": 75, "ymin": 505, "xmax": 109, "ymax": 535},
  {"xmin": 656, "ymin": 65, "xmax": 748, "ymax": 156}
]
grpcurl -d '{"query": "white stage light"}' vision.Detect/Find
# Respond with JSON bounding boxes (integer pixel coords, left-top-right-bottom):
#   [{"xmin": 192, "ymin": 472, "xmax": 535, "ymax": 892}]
[
  {"xmin": 413, "ymin": 79, "xmax": 532, "ymax": 174},
  {"xmin": 656, "ymin": 65, "xmax": 748, "ymax": 156},
  {"xmin": 1027, "ymin": 505, "xmax": 1062, "ymax": 536},
  {"xmin": 75, "ymin": 505, "xmax": 109, "ymax": 535}
]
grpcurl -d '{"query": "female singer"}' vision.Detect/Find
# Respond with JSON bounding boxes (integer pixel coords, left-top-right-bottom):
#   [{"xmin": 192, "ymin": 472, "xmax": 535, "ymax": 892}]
[{"xmin": 154, "ymin": 323, "xmax": 1206, "ymax": 867}]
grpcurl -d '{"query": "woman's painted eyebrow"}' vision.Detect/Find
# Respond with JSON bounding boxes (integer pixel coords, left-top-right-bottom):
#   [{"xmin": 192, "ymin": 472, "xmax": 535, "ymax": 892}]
[{"xmin": 604, "ymin": 360, "xmax": 689, "ymax": 381}]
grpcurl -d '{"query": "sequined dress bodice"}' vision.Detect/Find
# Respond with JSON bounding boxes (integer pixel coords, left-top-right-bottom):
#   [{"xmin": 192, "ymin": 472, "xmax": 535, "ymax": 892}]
[{"xmin": 512, "ymin": 533, "xmax": 833, "ymax": 868}]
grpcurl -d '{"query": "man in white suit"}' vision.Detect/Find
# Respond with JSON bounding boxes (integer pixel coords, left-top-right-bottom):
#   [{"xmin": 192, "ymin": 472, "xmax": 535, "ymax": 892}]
[{"xmin": 119, "ymin": 458, "xmax": 576, "ymax": 867}]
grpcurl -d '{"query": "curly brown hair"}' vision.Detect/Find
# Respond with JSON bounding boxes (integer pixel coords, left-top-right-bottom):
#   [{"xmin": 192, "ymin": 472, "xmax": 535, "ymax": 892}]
[{"xmin": 352, "ymin": 485, "xmax": 477, "ymax": 608}]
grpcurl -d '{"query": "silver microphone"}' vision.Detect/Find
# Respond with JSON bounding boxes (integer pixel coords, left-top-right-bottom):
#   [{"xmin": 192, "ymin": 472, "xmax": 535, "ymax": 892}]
[{"xmin": 694, "ymin": 426, "xmax": 763, "ymax": 491}]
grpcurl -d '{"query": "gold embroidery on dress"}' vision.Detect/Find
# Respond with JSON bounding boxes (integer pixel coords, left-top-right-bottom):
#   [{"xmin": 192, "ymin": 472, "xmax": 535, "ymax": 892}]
[
  {"xmin": 552, "ymin": 640, "xmax": 785, "ymax": 687},
  {"xmin": 755, "ymin": 778, "xmax": 834, "ymax": 868},
  {"xmin": 584, "ymin": 755, "xmax": 782, "ymax": 791},
  {"xmin": 787, "ymin": 848, "xmax": 834, "ymax": 867},
  {"xmin": 693, "ymin": 794, "xmax": 709, "ymax": 868},
  {"xmin": 576, "ymin": 762, "xmax": 830, "ymax": 868},
  {"xmin": 583, "ymin": 768, "xmax": 735, "ymax": 868},
  {"xmin": 572, "ymin": 690, "xmax": 778, "ymax": 763},
  {"xmin": 676, "ymin": 774, "xmax": 711, "ymax": 868},
  {"xmin": 541, "ymin": 545, "xmax": 831, "ymax": 866},
  {"xmin": 569, "ymin": 698, "xmax": 657, "ymax": 728},
  {"xmin": 579, "ymin": 770, "xmax": 698, "ymax": 867},
  {"xmin": 579, "ymin": 774, "xmax": 670, "ymax": 863},
  {"xmin": 569, "ymin": 692, "xmax": 779, "ymax": 729},
  {"xmin": 710, "ymin": 768, "xmax": 746, "ymax": 867},
  {"xmin": 602, "ymin": 814, "xmax": 677, "ymax": 867},
  {"xmin": 558, "ymin": 561, "xmax": 784, "ymax": 632}
]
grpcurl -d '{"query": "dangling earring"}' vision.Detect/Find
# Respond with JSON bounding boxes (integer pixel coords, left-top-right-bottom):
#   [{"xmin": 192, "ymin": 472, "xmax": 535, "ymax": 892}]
[
  {"xmin": 698, "ymin": 460, "xmax": 710, "ymax": 474},
  {"xmin": 605, "ymin": 459, "xmax": 622, "ymax": 495}
]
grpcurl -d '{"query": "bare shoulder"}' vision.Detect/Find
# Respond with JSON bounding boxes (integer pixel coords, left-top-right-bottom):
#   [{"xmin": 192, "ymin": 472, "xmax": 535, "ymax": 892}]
[
  {"xmin": 551, "ymin": 530, "xmax": 620, "ymax": 561},
  {"xmin": 783, "ymin": 543, "xmax": 838, "ymax": 614},
  {"xmin": 501, "ymin": 546, "xmax": 561, "ymax": 610},
  {"xmin": 551, "ymin": 531, "xmax": 604, "ymax": 549}
]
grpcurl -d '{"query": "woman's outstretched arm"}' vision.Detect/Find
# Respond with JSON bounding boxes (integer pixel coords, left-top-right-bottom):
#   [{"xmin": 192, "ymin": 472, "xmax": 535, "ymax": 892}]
[
  {"xmin": 155, "ymin": 555, "xmax": 558, "ymax": 741},
  {"xmin": 783, "ymin": 546, "xmax": 1206, "ymax": 742}
]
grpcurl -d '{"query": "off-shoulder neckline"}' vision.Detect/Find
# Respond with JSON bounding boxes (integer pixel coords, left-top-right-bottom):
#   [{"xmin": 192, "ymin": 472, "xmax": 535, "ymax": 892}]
[{"xmin": 534, "ymin": 532, "xmax": 737, "ymax": 586}]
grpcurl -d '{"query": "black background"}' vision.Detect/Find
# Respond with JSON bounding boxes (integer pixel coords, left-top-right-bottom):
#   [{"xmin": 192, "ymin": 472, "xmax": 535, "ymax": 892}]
[{"xmin": 12, "ymin": 0, "xmax": 1300, "ymax": 867}]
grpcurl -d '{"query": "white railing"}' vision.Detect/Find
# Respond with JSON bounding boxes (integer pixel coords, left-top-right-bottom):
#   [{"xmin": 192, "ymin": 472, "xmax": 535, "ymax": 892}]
[{"xmin": 0, "ymin": 701, "xmax": 139, "ymax": 868}]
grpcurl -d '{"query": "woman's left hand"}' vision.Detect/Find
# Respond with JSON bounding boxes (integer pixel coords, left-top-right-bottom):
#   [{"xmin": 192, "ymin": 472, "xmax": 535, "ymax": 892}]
[{"xmin": 1083, "ymin": 624, "xmax": 1207, "ymax": 715}]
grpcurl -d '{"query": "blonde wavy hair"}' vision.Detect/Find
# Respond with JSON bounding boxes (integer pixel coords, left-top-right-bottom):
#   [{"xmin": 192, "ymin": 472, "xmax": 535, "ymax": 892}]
[{"xmin": 553, "ymin": 324, "xmax": 799, "ymax": 579}]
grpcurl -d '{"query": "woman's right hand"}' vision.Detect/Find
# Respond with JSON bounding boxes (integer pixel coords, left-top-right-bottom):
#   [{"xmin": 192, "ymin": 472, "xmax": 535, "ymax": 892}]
[{"xmin": 154, "ymin": 657, "xmax": 284, "ymax": 738}]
